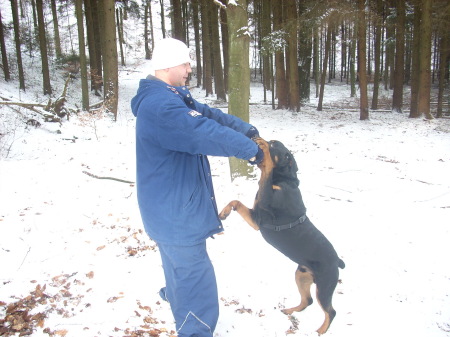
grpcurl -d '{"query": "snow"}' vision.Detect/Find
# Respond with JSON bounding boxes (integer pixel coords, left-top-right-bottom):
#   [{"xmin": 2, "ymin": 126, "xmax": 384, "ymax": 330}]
[{"xmin": 1, "ymin": 6, "xmax": 450, "ymax": 337}]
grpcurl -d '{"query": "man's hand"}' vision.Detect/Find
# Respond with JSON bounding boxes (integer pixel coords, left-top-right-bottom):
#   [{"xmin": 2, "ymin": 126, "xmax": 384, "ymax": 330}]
[
  {"xmin": 248, "ymin": 147, "xmax": 264, "ymax": 165},
  {"xmin": 246, "ymin": 126, "xmax": 259, "ymax": 140}
]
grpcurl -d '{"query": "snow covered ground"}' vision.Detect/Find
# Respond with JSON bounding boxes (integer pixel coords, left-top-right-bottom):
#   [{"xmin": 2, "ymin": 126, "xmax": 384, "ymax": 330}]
[{"xmin": 1, "ymin": 55, "xmax": 450, "ymax": 336}]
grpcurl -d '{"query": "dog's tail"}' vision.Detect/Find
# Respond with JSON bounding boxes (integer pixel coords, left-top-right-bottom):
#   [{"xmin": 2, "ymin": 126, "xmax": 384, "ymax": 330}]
[{"xmin": 338, "ymin": 258, "xmax": 345, "ymax": 269}]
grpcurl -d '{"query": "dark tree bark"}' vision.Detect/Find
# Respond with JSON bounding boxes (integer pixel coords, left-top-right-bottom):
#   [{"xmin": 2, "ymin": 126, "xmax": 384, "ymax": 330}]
[
  {"xmin": 285, "ymin": 0, "xmax": 300, "ymax": 112},
  {"xmin": 0, "ymin": 8, "xmax": 10, "ymax": 81},
  {"xmin": 436, "ymin": 2, "xmax": 450, "ymax": 117},
  {"xmin": 50, "ymin": 0, "xmax": 62, "ymax": 59},
  {"xmin": 144, "ymin": 1, "xmax": 151, "ymax": 59},
  {"xmin": 36, "ymin": 0, "xmax": 52, "ymax": 95},
  {"xmin": 318, "ymin": 22, "xmax": 331, "ymax": 111},
  {"xmin": 416, "ymin": 0, "xmax": 433, "ymax": 119},
  {"xmin": 192, "ymin": 0, "xmax": 202, "ymax": 87},
  {"xmin": 200, "ymin": 0, "xmax": 213, "ymax": 96},
  {"xmin": 219, "ymin": 3, "xmax": 229, "ymax": 93},
  {"xmin": 261, "ymin": 0, "xmax": 271, "ymax": 95},
  {"xmin": 10, "ymin": 0, "xmax": 25, "ymax": 90},
  {"xmin": 371, "ymin": 0, "xmax": 383, "ymax": 110},
  {"xmin": 75, "ymin": 0, "xmax": 89, "ymax": 111},
  {"xmin": 102, "ymin": 0, "xmax": 119, "ymax": 119},
  {"xmin": 171, "ymin": 0, "xmax": 184, "ymax": 41},
  {"xmin": 358, "ymin": 0, "xmax": 369, "ymax": 120},
  {"xmin": 210, "ymin": 2, "xmax": 226, "ymax": 101},
  {"xmin": 409, "ymin": 1, "xmax": 421, "ymax": 117},
  {"xmin": 392, "ymin": 0, "xmax": 405, "ymax": 113},
  {"xmin": 116, "ymin": 8, "xmax": 125, "ymax": 66},
  {"xmin": 159, "ymin": 0, "xmax": 166, "ymax": 38},
  {"xmin": 273, "ymin": 0, "xmax": 288, "ymax": 109}
]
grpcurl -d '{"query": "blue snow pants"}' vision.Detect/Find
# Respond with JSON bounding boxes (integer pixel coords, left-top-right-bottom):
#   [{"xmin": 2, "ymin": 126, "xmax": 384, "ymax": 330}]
[{"xmin": 157, "ymin": 241, "xmax": 219, "ymax": 337}]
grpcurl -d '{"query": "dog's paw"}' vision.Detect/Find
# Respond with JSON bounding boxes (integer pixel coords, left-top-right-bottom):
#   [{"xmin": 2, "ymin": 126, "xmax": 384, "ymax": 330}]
[{"xmin": 218, "ymin": 207, "xmax": 231, "ymax": 220}]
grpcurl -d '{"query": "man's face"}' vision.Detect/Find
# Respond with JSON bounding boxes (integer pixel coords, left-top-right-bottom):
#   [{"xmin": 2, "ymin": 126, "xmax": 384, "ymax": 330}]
[{"xmin": 167, "ymin": 62, "xmax": 192, "ymax": 87}]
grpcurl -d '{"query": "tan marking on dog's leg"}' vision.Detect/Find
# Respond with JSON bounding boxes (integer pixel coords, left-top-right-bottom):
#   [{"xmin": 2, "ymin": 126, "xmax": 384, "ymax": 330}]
[
  {"xmin": 219, "ymin": 200, "xmax": 259, "ymax": 231},
  {"xmin": 272, "ymin": 185, "xmax": 281, "ymax": 190},
  {"xmin": 282, "ymin": 268, "xmax": 314, "ymax": 315},
  {"xmin": 315, "ymin": 287, "xmax": 336, "ymax": 335}
]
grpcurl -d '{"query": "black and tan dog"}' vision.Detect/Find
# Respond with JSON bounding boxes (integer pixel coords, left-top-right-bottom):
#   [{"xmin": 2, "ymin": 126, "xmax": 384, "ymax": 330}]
[{"xmin": 219, "ymin": 138, "xmax": 345, "ymax": 335}]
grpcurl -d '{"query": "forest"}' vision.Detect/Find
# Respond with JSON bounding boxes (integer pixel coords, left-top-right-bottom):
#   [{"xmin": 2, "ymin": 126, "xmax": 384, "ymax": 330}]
[{"xmin": 0, "ymin": 0, "xmax": 449, "ymax": 123}]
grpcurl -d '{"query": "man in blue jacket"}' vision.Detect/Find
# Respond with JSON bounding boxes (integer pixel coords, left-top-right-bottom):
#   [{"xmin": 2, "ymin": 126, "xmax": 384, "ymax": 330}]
[{"xmin": 130, "ymin": 38, "xmax": 263, "ymax": 337}]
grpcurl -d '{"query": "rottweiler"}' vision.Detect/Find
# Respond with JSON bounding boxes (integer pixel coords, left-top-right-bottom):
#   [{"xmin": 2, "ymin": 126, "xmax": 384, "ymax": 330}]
[{"xmin": 219, "ymin": 137, "xmax": 345, "ymax": 335}]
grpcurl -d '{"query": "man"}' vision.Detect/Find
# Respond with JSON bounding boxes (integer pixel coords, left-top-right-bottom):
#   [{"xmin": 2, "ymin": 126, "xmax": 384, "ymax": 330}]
[{"xmin": 130, "ymin": 38, "xmax": 263, "ymax": 337}]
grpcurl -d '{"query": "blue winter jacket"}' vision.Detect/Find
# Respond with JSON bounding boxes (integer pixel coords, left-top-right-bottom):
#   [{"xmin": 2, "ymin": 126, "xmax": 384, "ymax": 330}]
[{"xmin": 131, "ymin": 76, "xmax": 259, "ymax": 246}]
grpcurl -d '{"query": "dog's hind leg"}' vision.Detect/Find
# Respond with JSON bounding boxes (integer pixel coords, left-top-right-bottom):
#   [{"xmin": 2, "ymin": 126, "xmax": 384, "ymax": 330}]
[
  {"xmin": 314, "ymin": 270, "xmax": 339, "ymax": 335},
  {"xmin": 282, "ymin": 266, "xmax": 314, "ymax": 315}
]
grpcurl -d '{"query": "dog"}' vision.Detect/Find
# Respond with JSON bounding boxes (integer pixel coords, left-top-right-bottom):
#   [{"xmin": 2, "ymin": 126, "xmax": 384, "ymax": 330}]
[{"xmin": 219, "ymin": 137, "xmax": 345, "ymax": 335}]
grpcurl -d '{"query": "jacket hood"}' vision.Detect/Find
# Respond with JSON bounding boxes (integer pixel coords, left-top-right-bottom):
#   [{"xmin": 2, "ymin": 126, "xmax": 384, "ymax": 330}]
[{"xmin": 131, "ymin": 76, "xmax": 163, "ymax": 117}]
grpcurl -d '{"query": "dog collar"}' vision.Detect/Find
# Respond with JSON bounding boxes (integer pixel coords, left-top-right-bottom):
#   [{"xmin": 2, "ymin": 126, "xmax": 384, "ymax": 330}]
[{"xmin": 261, "ymin": 214, "xmax": 307, "ymax": 232}]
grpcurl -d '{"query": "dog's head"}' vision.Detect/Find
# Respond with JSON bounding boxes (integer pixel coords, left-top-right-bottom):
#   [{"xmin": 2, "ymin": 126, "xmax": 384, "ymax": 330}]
[{"xmin": 268, "ymin": 140, "xmax": 299, "ymax": 182}]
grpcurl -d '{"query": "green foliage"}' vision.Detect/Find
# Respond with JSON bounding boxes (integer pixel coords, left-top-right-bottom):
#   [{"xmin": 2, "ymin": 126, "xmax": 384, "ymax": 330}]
[
  {"xmin": 56, "ymin": 53, "xmax": 80, "ymax": 66},
  {"xmin": 261, "ymin": 30, "xmax": 287, "ymax": 55}
]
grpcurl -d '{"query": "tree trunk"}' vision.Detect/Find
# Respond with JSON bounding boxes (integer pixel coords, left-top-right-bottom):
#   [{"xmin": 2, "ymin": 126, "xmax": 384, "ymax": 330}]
[
  {"xmin": 102, "ymin": 0, "xmax": 119, "ymax": 120},
  {"xmin": 371, "ymin": 0, "xmax": 382, "ymax": 110},
  {"xmin": 436, "ymin": 2, "xmax": 450, "ymax": 118},
  {"xmin": 0, "ymin": 8, "xmax": 10, "ymax": 81},
  {"xmin": 116, "ymin": 8, "xmax": 125, "ymax": 66},
  {"xmin": 273, "ymin": 0, "xmax": 288, "ymax": 109},
  {"xmin": 87, "ymin": 0, "xmax": 103, "ymax": 94},
  {"xmin": 298, "ymin": 1, "xmax": 311, "ymax": 104},
  {"xmin": 226, "ymin": 0, "xmax": 252, "ymax": 180},
  {"xmin": 384, "ymin": 4, "xmax": 395, "ymax": 90},
  {"xmin": 159, "ymin": 0, "xmax": 166, "ymax": 38},
  {"xmin": 409, "ymin": 2, "xmax": 421, "ymax": 117},
  {"xmin": 75, "ymin": 0, "xmax": 89, "ymax": 111},
  {"xmin": 318, "ymin": 22, "xmax": 331, "ymax": 111},
  {"xmin": 36, "ymin": 0, "xmax": 52, "ymax": 95},
  {"xmin": 358, "ymin": 0, "xmax": 369, "ymax": 120},
  {"xmin": 416, "ymin": 0, "xmax": 433, "ymax": 119},
  {"xmin": 171, "ymin": 0, "xmax": 184, "ymax": 41},
  {"xmin": 313, "ymin": 25, "xmax": 319, "ymax": 98},
  {"xmin": 50, "ymin": 0, "xmax": 62, "ymax": 59},
  {"xmin": 192, "ymin": 0, "xmax": 202, "ymax": 87},
  {"xmin": 392, "ymin": 0, "xmax": 405, "ymax": 113},
  {"xmin": 144, "ymin": 1, "xmax": 151, "ymax": 59},
  {"xmin": 350, "ymin": 24, "xmax": 356, "ymax": 98},
  {"xmin": 261, "ymin": 0, "xmax": 271, "ymax": 94},
  {"xmin": 210, "ymin": 2, "xmax": 226, "ymax": 101},
  {"xmin": 201, "ymin": 1, "xmax": 213, "ymax": 96},
  {"xmin": 285, "ymin": 0, "xmax": 300, "ymax": 112},
  {"xmin": 220, "ymin": 5, "xmax": 229, "ymax": 93}
]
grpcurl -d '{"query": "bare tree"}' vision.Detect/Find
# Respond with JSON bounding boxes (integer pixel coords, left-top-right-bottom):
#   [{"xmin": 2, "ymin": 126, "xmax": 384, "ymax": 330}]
[
  {"xmin": 36, "ymin": 0, "xmax": 52, "ymax": 95},
  {"xmin": 102, "ymin": 0, "xmax": 119, "ymax": 119},
  {"xmin": 358, "ymin": 0, "xmax": 369, "ymax": 120},
  {"xmin": 50, "ymin": 0, "xmax": 62, "ymax": 59},
  {"xmin": 416, "ymin": 0, "xmax": 433, "ymax": 119},
  {"xmin": 225, "ymin": 0, "xmax": 251, "ymax": 179},
  {"xmin": 75, "ymin": 0, "xmax": 89, "ymax": 111},
  {"xmin": 0, "ymin": 7, "xmax": 10, "ymax": 81},
  {"xmin": 11, "ymin": 0, "xmax": 25, "ymax": 90},
  {"xmin": 285, "ymin": 0, "xmax": 300, "ymax": 112},
  {"xmin": 392, "ymin": 0, "xmax": 405, "ymax": 113}
]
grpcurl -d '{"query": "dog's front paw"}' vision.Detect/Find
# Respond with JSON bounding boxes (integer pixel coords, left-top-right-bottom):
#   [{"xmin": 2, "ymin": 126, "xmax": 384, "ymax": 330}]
[{"xmin": 219, "ymin": 205, "xmax": 232, "ymax": 220}]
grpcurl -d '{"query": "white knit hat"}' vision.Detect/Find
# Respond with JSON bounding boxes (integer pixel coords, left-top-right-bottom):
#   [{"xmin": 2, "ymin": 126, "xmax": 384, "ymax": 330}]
[{"xmin": 150, "ymin": 38, "xmax": 192, "ymax": 71}]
